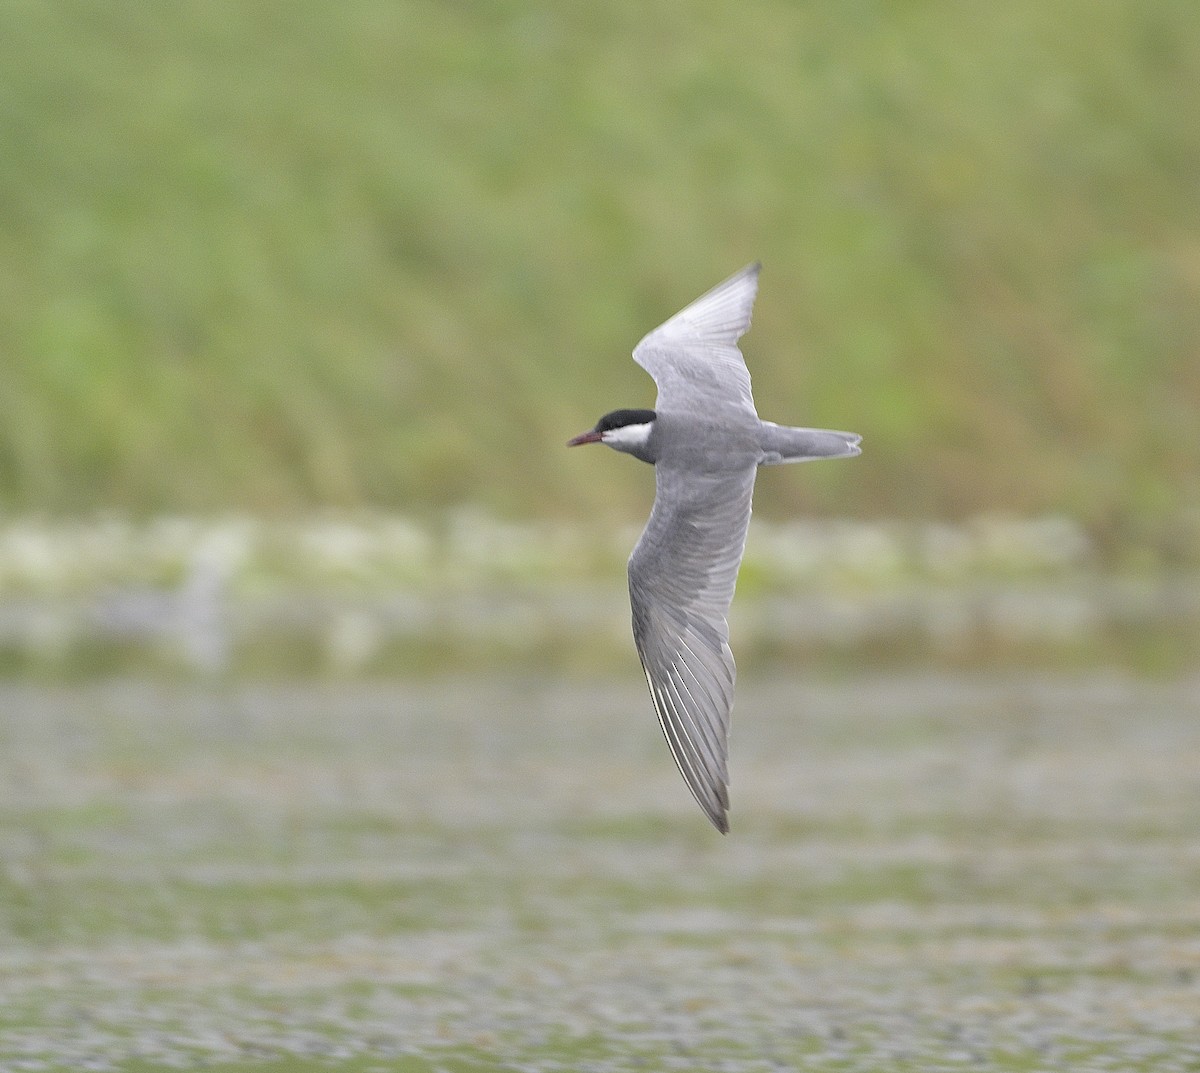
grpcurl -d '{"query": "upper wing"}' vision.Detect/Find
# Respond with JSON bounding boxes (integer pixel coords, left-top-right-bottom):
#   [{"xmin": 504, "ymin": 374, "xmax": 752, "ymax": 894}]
[
  {"xmin": 632, "ymin": 263, "xmax": 761, "ymax": 418},
  {"xmin": 627, "ymin": 462, "xmax": 757, "ymax": 833}
]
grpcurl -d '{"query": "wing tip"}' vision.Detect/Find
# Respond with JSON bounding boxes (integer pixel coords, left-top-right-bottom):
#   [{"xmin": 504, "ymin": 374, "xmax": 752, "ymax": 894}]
[
  {"xmin": 709, "ymin": 808, "xmax": 731, "ymax": 835},
  {"xmin": 698, "ymin": 773, "xmax": 731, "ymax": 834},
  {"xmin": 732, "ymin": 261, "xmax": 761, "ymax": 290},
  {"xmin": 640, "ymin": 661, "xmax": 733, "ymax": 835},
  {"xmin": 635, "ymin": 261, "xmax": 764, "ymax": 355},
  {"xmin": 694, "ymin": 781, "xmax": 730, "ymax": 834}
]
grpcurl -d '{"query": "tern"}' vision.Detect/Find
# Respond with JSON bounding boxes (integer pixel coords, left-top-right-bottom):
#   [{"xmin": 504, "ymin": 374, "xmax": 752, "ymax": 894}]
[{"xmin": 567, "ymin": 263, "xmax": 861, "ymax": 833}]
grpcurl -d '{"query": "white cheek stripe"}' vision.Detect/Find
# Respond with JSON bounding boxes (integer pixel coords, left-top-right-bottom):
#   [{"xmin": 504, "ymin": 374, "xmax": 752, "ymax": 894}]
[{"xmin": 602, "ymin": 422, "xmax": 654, "ymax": 449}]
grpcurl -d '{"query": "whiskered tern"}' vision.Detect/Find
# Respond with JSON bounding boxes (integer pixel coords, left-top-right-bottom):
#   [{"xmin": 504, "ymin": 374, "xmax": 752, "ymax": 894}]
[{"xmin": 567, "ymin": 263, "xmax": 861, "ymax": 832}]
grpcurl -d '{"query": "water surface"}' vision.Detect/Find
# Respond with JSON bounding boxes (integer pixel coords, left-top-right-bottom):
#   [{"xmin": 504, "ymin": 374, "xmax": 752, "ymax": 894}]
[{"xmin": 1, "ymin": 674, "xmax": 1198, "ymax": 1070}]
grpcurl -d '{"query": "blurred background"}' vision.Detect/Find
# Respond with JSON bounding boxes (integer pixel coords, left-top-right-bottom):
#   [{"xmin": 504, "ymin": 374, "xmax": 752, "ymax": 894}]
[
  {"xmin": 1, "ymin": 1, "xmax": 1198, "ymax": 676},
  {"xmin": 4, "ymin": 5, "xmax": 1200, "ymax": 1070}
]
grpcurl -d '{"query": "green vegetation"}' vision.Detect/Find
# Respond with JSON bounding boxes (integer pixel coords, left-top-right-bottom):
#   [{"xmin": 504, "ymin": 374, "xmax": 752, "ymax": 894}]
[
  {"xmin": 0, "ymin": 513, "xmax": 1195, "ymax": 680},
  {"xmin": 2, "ymin": 2, "xmax": 1198, "ymax": 554}
]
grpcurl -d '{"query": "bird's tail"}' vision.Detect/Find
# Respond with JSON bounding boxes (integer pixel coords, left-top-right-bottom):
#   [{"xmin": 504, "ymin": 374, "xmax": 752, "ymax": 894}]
[{"xmin": 758, "ymin": 423, "xmax": 862, "ymax": 465}]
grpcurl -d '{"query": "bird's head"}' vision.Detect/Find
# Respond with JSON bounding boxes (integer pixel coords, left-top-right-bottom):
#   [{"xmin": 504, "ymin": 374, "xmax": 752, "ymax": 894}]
[{"xmin": 567, "ymin": 409, "xmax": 657, "ymax": 460}]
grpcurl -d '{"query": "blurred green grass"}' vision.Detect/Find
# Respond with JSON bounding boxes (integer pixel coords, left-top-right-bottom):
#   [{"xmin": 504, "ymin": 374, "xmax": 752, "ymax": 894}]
[{"xmin": 2, "ymin": 2, "xmax": 1198, "ymax": 554}]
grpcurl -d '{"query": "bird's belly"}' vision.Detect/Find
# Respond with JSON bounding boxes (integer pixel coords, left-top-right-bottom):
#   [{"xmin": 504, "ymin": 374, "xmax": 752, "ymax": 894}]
[{"xmin": 653, "ymin": 414, "xmax": 761, "ymax": 471}]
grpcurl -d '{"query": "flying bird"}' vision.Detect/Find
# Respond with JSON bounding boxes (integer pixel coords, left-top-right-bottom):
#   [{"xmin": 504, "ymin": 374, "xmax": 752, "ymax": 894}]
[{"xmin": 567, "ymin": 263, "xmax": 861, "ymax": 832}]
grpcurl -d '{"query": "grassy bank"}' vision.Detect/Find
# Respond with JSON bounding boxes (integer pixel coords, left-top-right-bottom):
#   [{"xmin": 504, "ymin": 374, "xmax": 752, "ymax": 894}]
[
  {"xmin": 2, "ymin": 2, "xmax": 1198, "ymax": 552},
  {"xmin": 0, "ymin": 513, "xmax": 1195, "ymax": 679}
]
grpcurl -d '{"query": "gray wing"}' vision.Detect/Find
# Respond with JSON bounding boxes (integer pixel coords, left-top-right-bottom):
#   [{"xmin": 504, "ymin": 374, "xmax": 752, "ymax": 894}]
[
  {"xmin": 633, "ymin": 263, "xmax": 761, "ymax": 418},
  {"xmin": 627, "ymin": 462, "xmax": 757, "ymax": 833}
]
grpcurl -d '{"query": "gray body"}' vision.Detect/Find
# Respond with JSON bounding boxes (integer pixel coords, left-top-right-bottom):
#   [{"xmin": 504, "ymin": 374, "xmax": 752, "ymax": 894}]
[
  {"xmin": 569, "ymin": 263, "xmax": 860, "ymax": 833},
  {"xmin": 625, "ymin": 411, "xmax": 857, "ymax": 469}
]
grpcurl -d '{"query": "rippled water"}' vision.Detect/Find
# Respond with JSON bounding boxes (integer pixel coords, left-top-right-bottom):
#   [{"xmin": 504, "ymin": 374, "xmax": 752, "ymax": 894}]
[{"xmin": 1, "ymin": 674, "xmax": 1199, "ymax": 1070}]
